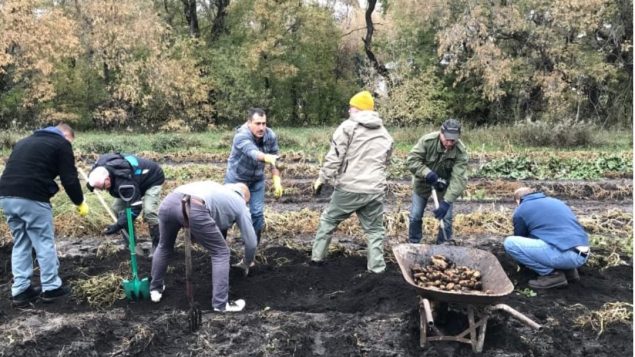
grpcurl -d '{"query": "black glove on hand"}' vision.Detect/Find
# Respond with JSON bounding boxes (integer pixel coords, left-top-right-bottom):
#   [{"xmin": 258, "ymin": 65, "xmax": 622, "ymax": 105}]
[
  {"xmin": 425, "ymin": 171, "xmax": 439, "ymax": 185},
  {"xmin": 434, "ymin": 178, "xmax": 448, "ymax": 191},
  {"xmin": 434, "ymin": 201, "xmax": 450, "ymax": 220},
  {"xmin": 104, "ymin": 223, "xmax": 123, "ymax": 235}
]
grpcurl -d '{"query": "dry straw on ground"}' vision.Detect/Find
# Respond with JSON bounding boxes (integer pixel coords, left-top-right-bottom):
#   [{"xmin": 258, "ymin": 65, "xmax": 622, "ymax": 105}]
[
  {"xmin": 71, "ymin": 265, "xmax": 128, "ymax": 308},
  {"xmin": 572, "ymin": 302, "xmax": 633, "ymax": 337}
]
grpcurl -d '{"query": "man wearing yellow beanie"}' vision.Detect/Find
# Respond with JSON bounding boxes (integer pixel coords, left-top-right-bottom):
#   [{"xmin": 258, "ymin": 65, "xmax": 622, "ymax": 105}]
[
  {"xmin": 311, "ymin": 90, "xmax": 394, "ymax": 273},
  {"xmin": 349, "ymin": 90, "xmax": 375, "ymax": 111}
]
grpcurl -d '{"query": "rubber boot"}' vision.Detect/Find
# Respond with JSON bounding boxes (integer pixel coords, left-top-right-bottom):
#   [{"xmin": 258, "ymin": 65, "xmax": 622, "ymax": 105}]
[{"xmin": 149, "ymin": 224, "xmax": 160, "ymax": 258}]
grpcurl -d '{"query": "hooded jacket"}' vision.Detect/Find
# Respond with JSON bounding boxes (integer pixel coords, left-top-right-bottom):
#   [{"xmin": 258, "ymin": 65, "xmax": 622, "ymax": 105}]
[
  {"xmin": 90, "ymin": 153, "xmax": 164, "ymax": 227},
  {"xmin": 318, "ymin": 111, "xmax": 393, "ymax": 194},
  {"xmin": 406, "ymin": 131, "xmax": 469, "ymax": 202}
]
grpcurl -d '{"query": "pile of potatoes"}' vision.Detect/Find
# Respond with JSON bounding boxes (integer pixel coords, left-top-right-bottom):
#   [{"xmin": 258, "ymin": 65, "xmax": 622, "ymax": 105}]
[{"xmin": 411, "ymin": 255, "xmax": 483, "ymax": 292}]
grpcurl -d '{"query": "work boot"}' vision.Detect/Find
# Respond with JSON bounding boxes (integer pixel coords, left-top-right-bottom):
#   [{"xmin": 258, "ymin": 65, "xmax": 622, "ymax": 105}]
[
  {"xmin": 41, "ymin": 285, "xmax": 70, "ymax": 303},
  {"xmin": 255, "ymin": 229, "xmax": 262, "ymax": 245},
  {"xmin": 11, "ymin": 285, "xmax": 41, "ymax": 307},
  {"xmin": 563, "ymin": 268, "xmax": 580, "ymax": 282},
  {"xmin": 528, "ymin": 271, "xmax": 568, "ymax": 289},
  {"xmin": 149, "ymin": 224, "xmax": 160, "ymax": 258}
]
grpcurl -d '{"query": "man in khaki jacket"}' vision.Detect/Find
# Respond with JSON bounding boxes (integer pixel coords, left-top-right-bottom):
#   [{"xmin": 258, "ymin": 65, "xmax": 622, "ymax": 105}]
[
  {"xmin": 406, "ymin": 119, "xmax": 468, "ymax": 244},
  {"xmin": 311, "ymin": 90, "xmax": 394, "ymax": 273}
]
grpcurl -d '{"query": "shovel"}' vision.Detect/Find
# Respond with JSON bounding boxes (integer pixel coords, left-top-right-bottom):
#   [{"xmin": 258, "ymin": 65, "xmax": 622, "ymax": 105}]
[
  {"xmin": 181, "ymin": 195, "xmax": 202, "ymax": 332},
  {"xmin": 119, "ymin": 184, "xmax": 150, "ymax": 300},
  {"xmin": 431, "ymin": 188, "xmax": 449, "ymax": 243}
]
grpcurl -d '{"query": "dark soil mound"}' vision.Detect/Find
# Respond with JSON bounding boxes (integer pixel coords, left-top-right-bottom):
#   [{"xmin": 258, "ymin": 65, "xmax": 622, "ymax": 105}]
[{"xmin": 0, "ymin": 239, "xmax": 632, "ymax": 356}]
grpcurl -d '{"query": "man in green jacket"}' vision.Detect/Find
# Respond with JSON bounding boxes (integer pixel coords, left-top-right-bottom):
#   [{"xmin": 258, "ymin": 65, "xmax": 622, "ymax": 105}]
[
  {"xmin": 311, "ymin": 90, "xmax": 394, "ymax": 273},
  {"xmin": 406, "ymin": 119, "xmax": 468, "ymax": 244}
]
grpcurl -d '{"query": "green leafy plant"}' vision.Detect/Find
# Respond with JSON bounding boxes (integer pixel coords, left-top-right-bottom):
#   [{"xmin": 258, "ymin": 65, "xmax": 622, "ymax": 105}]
[{"xmin": 517, "ymin": 288, "xmax": 537, "ymax": 298}]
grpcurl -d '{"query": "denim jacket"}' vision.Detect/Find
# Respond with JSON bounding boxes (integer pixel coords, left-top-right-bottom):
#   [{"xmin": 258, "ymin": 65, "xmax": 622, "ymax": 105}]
[{"xmin": 225, "ymin": 123, "xmax": 279, "ymax": 182}]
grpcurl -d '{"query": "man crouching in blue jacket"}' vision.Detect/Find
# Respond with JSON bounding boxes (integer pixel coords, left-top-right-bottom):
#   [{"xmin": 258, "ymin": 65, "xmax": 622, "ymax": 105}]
[{"xmin": 504, "ymin": 187, "xmax": 590, "ymax": 289}]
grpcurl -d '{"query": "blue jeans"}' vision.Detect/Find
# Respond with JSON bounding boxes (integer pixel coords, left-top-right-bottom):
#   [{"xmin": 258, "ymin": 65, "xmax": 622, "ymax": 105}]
[
  {"xmin": 408, "ymin": 192, "xmax": 453, "ymax": 244},
  {"xmin": 224, "ymin": 175, "xmax": 265, "ymax": 232},
  {"xmin": 503, "ymin": 236, "xmax": 589, "ymax": 276},
  {"xmin": 0, "ymin": 197, "xmax": 62, "ymax": 296}
]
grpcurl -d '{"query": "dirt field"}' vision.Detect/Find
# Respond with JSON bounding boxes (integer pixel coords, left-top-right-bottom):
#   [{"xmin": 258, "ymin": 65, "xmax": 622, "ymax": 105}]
[{"xmin": 0, "ymin": 158, "xmax": 632, "ymax": 356}]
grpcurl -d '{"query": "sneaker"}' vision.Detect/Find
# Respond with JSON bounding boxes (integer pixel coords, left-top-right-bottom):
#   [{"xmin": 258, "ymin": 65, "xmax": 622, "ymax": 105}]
[
  {"xmin": 528, "ymin": 271, "xmax": 568, "ymax": 289},
  {"xmin": 150, "ymin": 285, "xmax": 165, "ymax": 303},
  {"xmin": 214, "ymin": 299, "xmax": 246, "ymax": 313},
  {"xmin": 41, "ymin": 285, "xmax": 70, "ymax": 303},
  {"xmin": 309, "ymin": 260, "xmax": 325, "ymax": 267},
  {"xmin": 11, "ymin": 285, "xmax": 41, "ymax": 307},
  {"xmin": 563, "ymin": 268, "xmax": 580, "ymax": 282}
]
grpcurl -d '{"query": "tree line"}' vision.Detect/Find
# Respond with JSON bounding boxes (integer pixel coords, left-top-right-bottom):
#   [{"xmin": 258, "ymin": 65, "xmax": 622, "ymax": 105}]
[{"xmin": 0, "ymin": 0, "xmax": 631, "ymax": 130}]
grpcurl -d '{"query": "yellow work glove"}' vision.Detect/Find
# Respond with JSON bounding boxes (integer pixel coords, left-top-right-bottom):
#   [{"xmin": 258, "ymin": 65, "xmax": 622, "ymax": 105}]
[
  {"xmin": 76, "ymin": 202, "xmax": 89, "ymax": 217},
  {"xmin": 272, "ymin": 175, "xmax": 283, "ymax": 199},
  {"xmin": 263, "ymin": 154, "xmax": 278, "ymax": 166},
  {"xmin": 313, "ymin": 177, "xmax": 324, "ymax": 196}
]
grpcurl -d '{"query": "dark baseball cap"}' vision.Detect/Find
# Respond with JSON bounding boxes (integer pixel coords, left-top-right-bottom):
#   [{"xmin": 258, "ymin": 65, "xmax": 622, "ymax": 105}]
[{"xmin": 441, "ymin": 119, "xmax": 461, "ymax": 140}]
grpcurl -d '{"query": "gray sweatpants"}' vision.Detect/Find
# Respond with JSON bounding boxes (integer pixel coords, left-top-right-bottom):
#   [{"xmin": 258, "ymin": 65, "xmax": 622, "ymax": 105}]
[{"xmin": 150, "ymin": 192, "xmax": 230, "ymax": 310}]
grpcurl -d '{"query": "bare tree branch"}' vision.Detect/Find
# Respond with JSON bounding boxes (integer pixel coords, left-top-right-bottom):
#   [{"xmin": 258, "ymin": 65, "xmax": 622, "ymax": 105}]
[{"xmin": 362, "ymin": 0, "xmax": 391, "ymax": 85}]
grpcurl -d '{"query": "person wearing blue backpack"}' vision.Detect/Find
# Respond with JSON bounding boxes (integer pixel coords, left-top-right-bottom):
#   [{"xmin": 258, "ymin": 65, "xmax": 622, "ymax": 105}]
[{"xmin": 87, "ymin": 153, "xmax": 165, "ymax": 256}]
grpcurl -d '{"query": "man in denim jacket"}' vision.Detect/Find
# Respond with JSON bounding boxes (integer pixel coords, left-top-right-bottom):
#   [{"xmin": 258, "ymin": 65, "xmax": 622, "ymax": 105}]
[
  {"xmin": 504, "ymin": 187, "xmax": 590, "ymax": 289},
  {"xmin": 224, "ymin": 108, "xmax": 283, "ymax": 244}
]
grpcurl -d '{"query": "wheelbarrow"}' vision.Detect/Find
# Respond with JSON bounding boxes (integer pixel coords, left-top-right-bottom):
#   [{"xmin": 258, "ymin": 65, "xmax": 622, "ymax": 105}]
[
  {"xmin": 119, "ymin": 185, "xmax": 150, "ymax": 300},
  {"xmin": 393, "ymin": 243, "xmax": 541, "ymax": 353}
]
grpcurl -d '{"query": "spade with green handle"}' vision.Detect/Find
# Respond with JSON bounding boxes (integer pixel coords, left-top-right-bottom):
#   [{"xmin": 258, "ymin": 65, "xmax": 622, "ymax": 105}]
[{"xmin": 118, "ymin": 184, "xmax": 150, "ymax": 300}]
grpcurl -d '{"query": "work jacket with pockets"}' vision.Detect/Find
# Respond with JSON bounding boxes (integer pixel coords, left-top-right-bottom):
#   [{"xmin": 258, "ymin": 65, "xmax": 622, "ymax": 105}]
[
  {"xmin": 90, "ymin": 153, "xmax": 165, "ymax": 227},
  {"xmin": 318, "ymin": 111, "xmax": 393, "ymax": 194},
  {"xmin": 406, "ymin": 131, "xmax": 469, "ymax": 203}
]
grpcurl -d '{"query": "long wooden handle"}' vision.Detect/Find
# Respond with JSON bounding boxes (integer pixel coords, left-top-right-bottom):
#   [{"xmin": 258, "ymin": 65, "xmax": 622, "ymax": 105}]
[
  {"xmin": 431, "ymin": 188, "xmax": 440, "ymax": 210},
  {"xmin": 79, "ymin": 168, "xmax": 117, "ymax": 223}
]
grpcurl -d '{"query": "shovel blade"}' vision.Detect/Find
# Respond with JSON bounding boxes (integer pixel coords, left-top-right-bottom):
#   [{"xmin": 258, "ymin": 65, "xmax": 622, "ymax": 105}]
[{"xmin": 123, "ymin": 277, "xmax": 150, "ymax": 300}]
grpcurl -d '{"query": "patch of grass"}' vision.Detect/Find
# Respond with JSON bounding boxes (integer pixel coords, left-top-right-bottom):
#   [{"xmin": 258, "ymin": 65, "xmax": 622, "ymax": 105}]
[{"xmin": 151, "ymin": 135, "xmax": 202, "ymax": 152}]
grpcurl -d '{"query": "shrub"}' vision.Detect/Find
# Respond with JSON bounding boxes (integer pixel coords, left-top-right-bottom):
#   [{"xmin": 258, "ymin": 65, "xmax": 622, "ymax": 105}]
[{"xmin": 510, "ymin": 119, "xmax": 596, "ymax": 147}]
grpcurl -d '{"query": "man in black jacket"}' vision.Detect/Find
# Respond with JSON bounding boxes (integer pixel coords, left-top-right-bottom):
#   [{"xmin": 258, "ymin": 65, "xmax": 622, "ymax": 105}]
[
  {"xmin": 0, "ymin": 123, "xmax": 89, "ymax": 307},
  {"xmin": 87, "ymin": 153, "xmax": 165, "ymax": 256}
]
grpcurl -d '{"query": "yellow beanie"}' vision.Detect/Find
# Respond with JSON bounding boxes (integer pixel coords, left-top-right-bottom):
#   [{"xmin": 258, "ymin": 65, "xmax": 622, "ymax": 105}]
[{"xmin": 349, "ymin": 91, "xmax": 374, "ymax": 111}]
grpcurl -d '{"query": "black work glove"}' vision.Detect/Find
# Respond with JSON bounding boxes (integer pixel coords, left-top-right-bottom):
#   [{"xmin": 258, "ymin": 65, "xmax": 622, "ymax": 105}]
[
  {"xmin": 425, "ymin": 171, "xmax": 438, "ymax": 185},
  {"xmin": 434, "ymin": 178, "xmax": 448, "ymax": 191},
  {"xmin": 433, "ymin": 201, "xmax": 450, "ymax": 220},
  {"xmin": 104, "ymin": 223, "xmax": 123, "ymax": 235}
]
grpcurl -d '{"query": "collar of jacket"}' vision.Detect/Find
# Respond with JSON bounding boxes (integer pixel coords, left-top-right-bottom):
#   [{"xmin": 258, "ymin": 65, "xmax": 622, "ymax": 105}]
[
  {"xmin": 433, "ymin": 134, "xmax": 459, "ymax": 158},
  {"xmin": 520, "ymin": 192, "xmax": 546, "ymax": 203}
]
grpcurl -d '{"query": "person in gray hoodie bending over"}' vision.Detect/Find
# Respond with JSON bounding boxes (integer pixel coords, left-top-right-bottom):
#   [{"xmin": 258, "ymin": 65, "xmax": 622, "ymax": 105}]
[
  {"xmin": 311, "ymin": 90, "xmax": 394, "ymax": 273},
  {"xmin": 150, "ymin": 181, "xmax": 256, "ymax": 312}
]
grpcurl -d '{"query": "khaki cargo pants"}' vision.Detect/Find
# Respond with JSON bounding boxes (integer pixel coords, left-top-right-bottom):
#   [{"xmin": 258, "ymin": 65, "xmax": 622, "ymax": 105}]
[
  {"xmin": 311, "ymin": 188, "xmax": 386, "ymax": 273},
  {"xmin": 112, "ymin": 185, "xmax": 163, "ymax": 226}
]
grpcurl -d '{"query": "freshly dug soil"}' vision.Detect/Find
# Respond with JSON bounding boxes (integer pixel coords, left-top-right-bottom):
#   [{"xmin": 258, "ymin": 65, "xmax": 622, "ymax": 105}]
[{"xmin": 0, "ymin": 235, "xmax": 631, "ymax": 356}]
